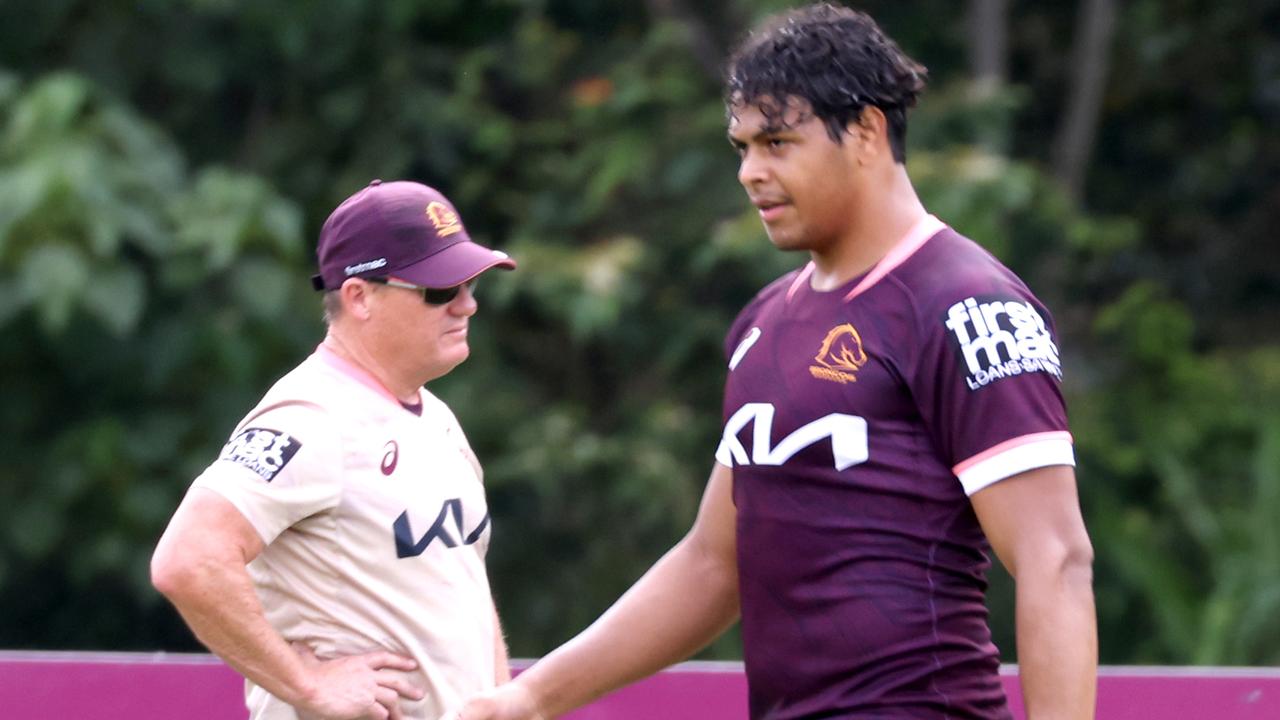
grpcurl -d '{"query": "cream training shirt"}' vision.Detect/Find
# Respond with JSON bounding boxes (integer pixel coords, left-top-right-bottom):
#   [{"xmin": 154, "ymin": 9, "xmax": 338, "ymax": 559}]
[{"xmin": 192, "ymin": 345, "xmax": 497, "ymax": 720}]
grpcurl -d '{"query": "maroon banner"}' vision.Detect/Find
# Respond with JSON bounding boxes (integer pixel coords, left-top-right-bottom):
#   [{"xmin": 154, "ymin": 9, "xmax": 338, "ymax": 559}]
[{"xmin": 2, "ymin": 652, "xmax": 1278, "ymax": 719}]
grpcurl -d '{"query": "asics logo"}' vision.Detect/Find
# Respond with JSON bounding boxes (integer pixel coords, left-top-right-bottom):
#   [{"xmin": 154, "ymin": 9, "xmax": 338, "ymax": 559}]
[{"xmin": 729, "ymin": 327, "xmax": 762, "ymax": 370}]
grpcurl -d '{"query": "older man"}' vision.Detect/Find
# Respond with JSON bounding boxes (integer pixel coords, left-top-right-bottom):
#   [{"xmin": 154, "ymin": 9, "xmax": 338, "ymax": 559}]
[{"xmin": 152, "ymin": 180, "xmax": 516, "ymax": 720}]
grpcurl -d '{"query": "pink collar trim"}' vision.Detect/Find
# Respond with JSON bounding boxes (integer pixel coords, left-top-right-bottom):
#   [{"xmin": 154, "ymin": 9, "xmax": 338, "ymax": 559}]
[
  {"xmin": 785, "ymin": 263, "xmax": 816, "ymax": 302},
  {"xmin": 314, "ymin": 343, "xmax": 403, "ymax": 406},
  {"xmin": 843, "ymin": 214, "xmax": 947, "ymax": 302}
]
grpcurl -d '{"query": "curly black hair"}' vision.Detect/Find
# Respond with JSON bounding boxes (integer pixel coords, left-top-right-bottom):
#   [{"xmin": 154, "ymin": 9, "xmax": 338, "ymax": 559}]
[{"xmin": 725, "ymin": 3, "xmax": 927, "ymax": 162}]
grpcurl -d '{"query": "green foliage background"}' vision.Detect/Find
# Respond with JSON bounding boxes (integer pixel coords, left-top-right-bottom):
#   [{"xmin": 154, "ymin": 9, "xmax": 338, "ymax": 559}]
[{"xmin": 1, "ymin": 0, "xmax": 1277, "ymax": 665}]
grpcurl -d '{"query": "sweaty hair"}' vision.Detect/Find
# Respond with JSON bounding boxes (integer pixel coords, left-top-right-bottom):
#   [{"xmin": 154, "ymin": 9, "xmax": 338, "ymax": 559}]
[{"xmin": 725, "ymin": 3, "xmax": 927, "ymax": 162}]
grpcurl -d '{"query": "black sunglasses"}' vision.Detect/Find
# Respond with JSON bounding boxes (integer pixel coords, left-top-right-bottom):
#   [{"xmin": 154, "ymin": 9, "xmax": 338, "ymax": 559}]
[{"xmin": 367, "ymin": 277, "xmax": 477, "ymax": 306}]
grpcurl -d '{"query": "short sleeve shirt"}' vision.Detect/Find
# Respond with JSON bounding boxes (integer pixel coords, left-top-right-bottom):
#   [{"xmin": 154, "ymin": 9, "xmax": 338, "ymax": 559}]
[
  {"xmin": 193, "ymin": 346, "xmax": 496, "ymax": 720},
  {"xmin": 718, "ymin": 216, "xmax": 1073, "ymax": 719}
]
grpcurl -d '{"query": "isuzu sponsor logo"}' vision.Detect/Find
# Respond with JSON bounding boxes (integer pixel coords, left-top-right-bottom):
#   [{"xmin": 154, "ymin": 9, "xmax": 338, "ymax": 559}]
[
  {"xmin": 943, "ymin": 295, "xmax": 1061, "ymax": 390},
  {"xmin": 219, "ymin": 428, "xmax": 301, "ymax": 482}
]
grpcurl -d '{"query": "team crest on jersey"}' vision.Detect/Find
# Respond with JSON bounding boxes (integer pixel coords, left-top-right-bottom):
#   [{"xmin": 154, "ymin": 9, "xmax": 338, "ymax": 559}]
[
  {"xmin": 809, "ymin": 323, "xmax": 868, "ymax": 384},
  {"xmin": 218, "ymin": 428, "xmax": 301, "ymax": 482},
  {"xmin": 943, "ymin": 295, "xmax": 1062, "ymax": 390}
]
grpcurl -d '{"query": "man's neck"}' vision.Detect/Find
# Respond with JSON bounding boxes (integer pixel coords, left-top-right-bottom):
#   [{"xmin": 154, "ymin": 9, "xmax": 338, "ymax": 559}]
[
  {"xmin": 809, "ymin": 165, "xmax": 927, "ymax": 291},
  {"xmin": 322, "ymin": 332, "xmax": 421, "ymax": 405}
]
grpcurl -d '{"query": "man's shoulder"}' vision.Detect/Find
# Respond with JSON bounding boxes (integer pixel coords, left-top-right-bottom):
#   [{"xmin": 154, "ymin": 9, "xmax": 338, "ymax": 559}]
[
  {"xmin": 416, "ymin": 387, "xmax": 461, "ymax": 425},
  {"xmin": 724, "ymin": 266, "xmax": 805, "ymax": 354},
  {"xmin": 751, "ymin": 266, "xmax": 805, "ymax": 308},
  {"xmin": 233, "ymin": 357, "xmax": 341, "ymax": 435},
  {"xmin": 895, "ymin": 226, "xmax": 1042, "ymax": 315},
  {"xmin": 739, "ymin": 265, "xmax": 809, "ymax": 322}
]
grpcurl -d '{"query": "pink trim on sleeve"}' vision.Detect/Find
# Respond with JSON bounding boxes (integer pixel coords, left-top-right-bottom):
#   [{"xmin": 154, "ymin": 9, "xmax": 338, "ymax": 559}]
[
  {"xmin": 314, "ymin": 344, "xmax": 401, "ymax": 406},
  {"xmin": 952, "ymin": 431, "xmax": 1074, "ymax": 476},
  {"xmin": 843, "ymin": 214, "xmax": 948, "ymax": 302}
]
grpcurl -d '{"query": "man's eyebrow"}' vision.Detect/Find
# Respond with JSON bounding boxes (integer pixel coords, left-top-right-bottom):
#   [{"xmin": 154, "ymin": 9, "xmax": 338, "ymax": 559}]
[{"xmin": 727, "ymin": 123, "xmax": 791, "ymax": 144}]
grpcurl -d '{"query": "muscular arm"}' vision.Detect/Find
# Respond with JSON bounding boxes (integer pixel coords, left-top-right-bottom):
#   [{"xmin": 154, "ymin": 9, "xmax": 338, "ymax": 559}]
[
  {"xmin": 151, "ymin": 487, "xmax": 420, "ymax": 718},
  {"xmin": 970, "ymin": 465, "xmax": 1097, "ymax": 720},
  {"xmin": 496, "ymin": 462, "xmax": 741, "ymax": 718}
]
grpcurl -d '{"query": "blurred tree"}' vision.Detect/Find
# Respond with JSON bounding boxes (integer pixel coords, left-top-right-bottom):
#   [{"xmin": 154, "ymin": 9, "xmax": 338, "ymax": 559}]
[
  {"xmin": 0, "ymin": 70, "xmax": 311, "ymax": 648},
  {"xmin": 1051, "ymin": 0, "xmax": 1118, "ymax": 203}
]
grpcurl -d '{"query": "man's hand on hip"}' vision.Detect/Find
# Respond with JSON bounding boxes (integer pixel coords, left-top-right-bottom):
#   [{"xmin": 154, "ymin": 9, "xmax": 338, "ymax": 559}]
[{"xmin": 293, "ymin": 643, "xmax": 424, "ymax": 720}]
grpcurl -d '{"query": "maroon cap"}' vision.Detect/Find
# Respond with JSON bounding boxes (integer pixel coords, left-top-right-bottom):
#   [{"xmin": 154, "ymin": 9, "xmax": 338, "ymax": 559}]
[{"xmin": 311, "ymin": 179, "xmax": 516, "ymax": 291}]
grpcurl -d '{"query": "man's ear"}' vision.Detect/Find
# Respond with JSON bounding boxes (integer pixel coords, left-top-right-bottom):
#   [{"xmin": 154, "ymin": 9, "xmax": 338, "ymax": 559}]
[
  {"xmin": 339, "ymin": 279, "xmax": 376, "ymax": 321},
  {"xmin": 847, "ymin": 105, "xmax": 888, "ymax": 162}
]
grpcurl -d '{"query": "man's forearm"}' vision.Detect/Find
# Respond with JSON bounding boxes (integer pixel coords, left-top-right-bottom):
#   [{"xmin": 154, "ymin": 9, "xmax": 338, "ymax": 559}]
[
  {"xmin": 155, "ymin": 553, "xmax": 315, "ymax": 706},
  {"xmin": 516, "ymin": 535, "xmax": 740, "ymax": 718},
  {"xmin": 494, "ymin": 606, "xmax": 512, "ymax": 684},
  {"xmin": 1015, "ymin": 557, "xmax": 1097, "ymax": 719}
]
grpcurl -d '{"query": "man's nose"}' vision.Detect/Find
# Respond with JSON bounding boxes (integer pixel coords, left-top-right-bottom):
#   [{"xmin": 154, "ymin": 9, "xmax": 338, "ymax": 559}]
[
  {"xmin": 450, "ymin": 283, "xmax": 478, "ymax": 317},
  {"xmin": 737, "ymin": 148, "xmax": 769, "ymax": 188}
]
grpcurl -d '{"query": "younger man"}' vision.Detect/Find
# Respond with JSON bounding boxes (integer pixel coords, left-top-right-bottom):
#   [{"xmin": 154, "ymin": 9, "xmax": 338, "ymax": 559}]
[{"xmin": 453, "ymin": 4, "xmax": 1097, "ymax": 718}]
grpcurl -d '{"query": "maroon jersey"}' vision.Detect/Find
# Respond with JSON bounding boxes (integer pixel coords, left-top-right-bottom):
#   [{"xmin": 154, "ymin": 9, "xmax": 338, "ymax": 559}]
[{"xmin": 718, "ymin": 216, "xmax": 1074, "ymax": 719}]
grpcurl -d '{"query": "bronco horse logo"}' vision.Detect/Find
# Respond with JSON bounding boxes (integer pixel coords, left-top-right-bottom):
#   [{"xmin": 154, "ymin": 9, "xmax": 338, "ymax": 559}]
[
  {"xmin": 425, "ymin": 201, "xmax": 464, "ymax": 237},
  {"xmin": 810, "ymin": 323, "xmax": 868, "ymax": 384}
]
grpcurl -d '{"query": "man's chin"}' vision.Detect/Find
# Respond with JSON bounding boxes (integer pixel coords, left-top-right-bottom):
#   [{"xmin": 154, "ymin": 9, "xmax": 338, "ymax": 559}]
[
  {"xmin": 765, "ymin": 229, "xmax": 809, "ymax": 252},
  {"xmin": 424, "ymin": 347, "xmax": 470, "ymax": 382}
]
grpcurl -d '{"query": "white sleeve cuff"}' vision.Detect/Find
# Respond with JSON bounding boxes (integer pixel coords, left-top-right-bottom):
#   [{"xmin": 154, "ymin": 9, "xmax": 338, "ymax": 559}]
[{"xmin": 954, "ymin": 432, "xmax": 1075, "ymax": 496}]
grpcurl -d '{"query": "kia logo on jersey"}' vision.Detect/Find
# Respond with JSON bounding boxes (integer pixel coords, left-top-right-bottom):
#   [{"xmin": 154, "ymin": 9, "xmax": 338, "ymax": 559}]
[
  {"xmin": 717, "ymin": 403, "xmax": 869, "ymax": 471},
  {"xmin": 394, "ymin": 500, "xmax": 490, "ymax": 557},
  {"xmin": 381, "ymin": 441, "xmax": 399, "ymax": 476}
]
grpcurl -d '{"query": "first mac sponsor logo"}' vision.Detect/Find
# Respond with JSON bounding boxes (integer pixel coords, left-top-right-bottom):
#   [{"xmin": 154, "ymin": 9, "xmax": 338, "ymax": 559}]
[
  {"xmin": 943, "ymin": 294, "xmax": 1062, "ymax": 390},
  {"xmin": 219, "ymin": 427, "xmax": 301, "ymax": 481}
]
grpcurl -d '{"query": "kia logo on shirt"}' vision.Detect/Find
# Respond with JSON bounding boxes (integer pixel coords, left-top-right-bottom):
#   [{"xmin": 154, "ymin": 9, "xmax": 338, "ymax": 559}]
[{"xmin": 394, "ymin": 500, "xmax": 489, "ymax": 557}]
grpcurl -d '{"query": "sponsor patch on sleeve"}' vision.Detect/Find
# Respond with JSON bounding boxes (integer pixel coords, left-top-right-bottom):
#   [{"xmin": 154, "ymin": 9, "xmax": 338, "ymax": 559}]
[
  {"xmin": 942, "ymin": 295, "xmax": 1062, "ymax": 390},
  {"xmin": 218, "ymin": 427, "xmax": 302, "ymax": 482}
]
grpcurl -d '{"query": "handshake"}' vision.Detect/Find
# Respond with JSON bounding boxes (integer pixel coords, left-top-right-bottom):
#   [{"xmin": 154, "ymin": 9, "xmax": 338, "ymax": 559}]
[{"xmin": 436, "ymin": 680, "xmax": 550, "ymax": 720}]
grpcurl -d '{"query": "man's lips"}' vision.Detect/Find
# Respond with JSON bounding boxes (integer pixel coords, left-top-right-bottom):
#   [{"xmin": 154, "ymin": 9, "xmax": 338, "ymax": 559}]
[{"xmin": 755, "ymin": 201, "xmax": 789, "ymax": 222}]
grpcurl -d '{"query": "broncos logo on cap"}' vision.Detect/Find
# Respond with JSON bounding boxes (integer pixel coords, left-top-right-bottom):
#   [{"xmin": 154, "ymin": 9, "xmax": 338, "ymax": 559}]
[
  {"xmin": 425, "ymin": 201, "xmax": 463, "ymax": 237},
  {"xmin": 810, "ymin": 323, "xmax": 868, "ymax": 384}
]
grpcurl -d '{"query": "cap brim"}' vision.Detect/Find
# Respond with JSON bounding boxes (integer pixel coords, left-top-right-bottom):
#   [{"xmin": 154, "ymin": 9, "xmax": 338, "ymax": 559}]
[{"xmin": 392, "ymin": 241, "xmax": 517, "ymax": 289}]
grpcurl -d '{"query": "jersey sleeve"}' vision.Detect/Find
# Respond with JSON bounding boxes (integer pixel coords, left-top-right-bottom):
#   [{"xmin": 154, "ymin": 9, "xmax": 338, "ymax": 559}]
[
  {"xmin": 907, "ymin": 279, "xmax": 1075, "ymax": 496},
  {"xmin": 192, "ymin": 402, "xmax": 344, "ymax": 544}
]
